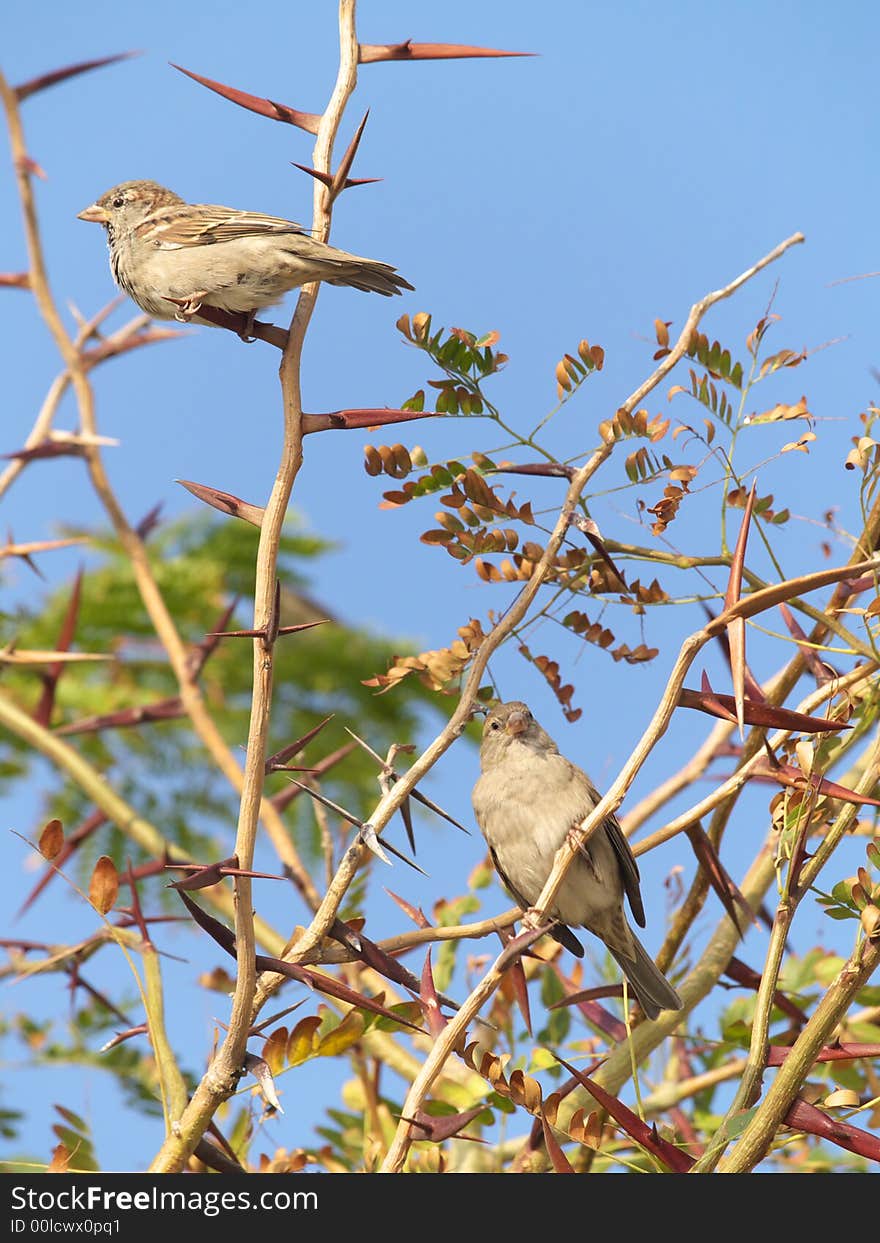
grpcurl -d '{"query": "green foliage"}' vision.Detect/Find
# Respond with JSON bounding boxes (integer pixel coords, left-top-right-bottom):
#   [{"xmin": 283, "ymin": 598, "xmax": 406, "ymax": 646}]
[
  {"xmin": 0, "ymin": 513, "xmax": 450, "ymax": 874},
  {"xmin": 50, "ymin": 1105, "xmax": 99, "ymax": 1173},
  {"xmin": 362, "ymin": 306, "xmax": 834, "ymax": 721},
  {"xmin": 2, "ymin": 99, "xmax": 877, "ymax": 1172}
]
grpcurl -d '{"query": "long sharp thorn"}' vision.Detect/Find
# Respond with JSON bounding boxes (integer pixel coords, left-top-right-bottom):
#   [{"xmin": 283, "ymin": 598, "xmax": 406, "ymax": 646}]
[
  {"xmin": 331, "ymin": 109, "xmax": 370, "ymax": 197},
  {"xmin": 330, "ymin": 919, "xmax": 363, "ymax": 954},
  {"xmin": 374, "ymin": 832, "xmax": 429, "ymax": 877},
  {"xmin": 407, "ymin": 787, "xmax": 471, "ymax": 834},
  {"xmin": 288, "ymin": 761, "xmax": 427, "ymax": 874},
  {"xmin": 292, "ymin": 163, "xmax": 334, "ymax": 188},
  {"xmin": 344, "ymin": 726, "xmax": 470, "ymax": 832},
  {"xmin": 344, "ymin": 726, "xmax": 385, "ymax": 765},
  {"xmin": 399, "ymin": 796, "xmax": 416, "ymax": 855},
  {"xmin": 284, "ymin": 780, "xmax": 362, "ymax": 830},
  {"xmin": 266, "ymin": 714, "xmax": 334, "ymax": 770}
]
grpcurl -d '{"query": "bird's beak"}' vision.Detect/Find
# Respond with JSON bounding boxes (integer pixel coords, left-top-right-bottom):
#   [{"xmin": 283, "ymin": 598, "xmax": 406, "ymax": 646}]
[
  {"xmin": 506, "ymin": 710, "xmax": 528, "ymax": 736},
  {"xmin": 77, "ymin": 203, "xmax": 110, "ymax": 224}
]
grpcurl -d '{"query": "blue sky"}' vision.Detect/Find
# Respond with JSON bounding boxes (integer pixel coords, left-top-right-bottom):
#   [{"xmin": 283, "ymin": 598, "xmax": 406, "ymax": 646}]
[{"xmin": 2, "ymin": 1, "xmax": 879, "ymax": 1171}]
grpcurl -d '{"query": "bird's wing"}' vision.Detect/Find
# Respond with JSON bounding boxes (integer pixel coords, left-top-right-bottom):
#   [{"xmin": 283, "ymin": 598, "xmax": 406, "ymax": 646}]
[
  {"xmin": 549, "ymin": 923, "xmax": 585, "ymax": 958},
  {"xmin": 566, "ymin": 759, "xmax": 646, "ymax": 929},
  {"xmin": 601, "ymin": 816, "xmax": 646, "ymax": 928},
  {"xmin": 153, "ymin": 206, "xmax": 308, "ymax": 248}
]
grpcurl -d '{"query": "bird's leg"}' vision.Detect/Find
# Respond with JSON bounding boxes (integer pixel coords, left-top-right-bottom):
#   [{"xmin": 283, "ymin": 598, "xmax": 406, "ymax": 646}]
[
  {"xmin": 520, "ymin": 907, "xmax": 554, "ymax": 936},
  {"xmin": 237, "ymin": 309, "xmax": 258, "ymax": 344},
  {"xmin": 566, "ymin": 824, "xmax": 603, "ymax": 881},
  {"xmin": 566, "ymin": 824, "xmax": 590, "ymax": 860},
  {"xmin": 163, "ymin": 293, "xmax": 208, "ymax": 322}
]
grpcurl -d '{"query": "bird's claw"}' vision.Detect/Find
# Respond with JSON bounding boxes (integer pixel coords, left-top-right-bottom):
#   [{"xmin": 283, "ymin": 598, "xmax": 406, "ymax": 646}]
[
  {"xmin": 237, "ymin": 310, "xmax": 257, "ymax": 343},
  {"xmin": 566, "ymin": 825, "xmax": 589, "ymax": 858},
  {"xmin": 165, "ymin": 292, "xmax": 208, "ymax": 322},
  {"xmin": 520, "ymin": 907, "xmax": 546, "ymax": 933}
]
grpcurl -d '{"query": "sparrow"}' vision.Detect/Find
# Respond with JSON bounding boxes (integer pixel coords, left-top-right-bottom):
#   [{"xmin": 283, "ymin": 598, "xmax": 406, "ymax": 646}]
[
  {"xmin": 472, "ymin": 701, "xmax": 682, "ymax": 1020},
  {"xmin": 77, "ymin": 180, "xmax": 414, "ymax": 330}
]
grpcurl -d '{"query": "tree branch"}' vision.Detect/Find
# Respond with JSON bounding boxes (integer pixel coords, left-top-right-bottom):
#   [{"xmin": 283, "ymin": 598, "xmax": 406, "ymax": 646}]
[
  {"xmin": 147, "ymin": 0, "xmax": 361, "ymax": 1172},
  {"xmin": 379, "ymin": 230, "xmax": 804, "ymax": 1172},
  {"xmin": 1, "ymin": 68, "xmax": 321, "ymax": 914},
  {"xmin": 716, "ymin": 931, "xmax": 880, "ymax": 1172}
]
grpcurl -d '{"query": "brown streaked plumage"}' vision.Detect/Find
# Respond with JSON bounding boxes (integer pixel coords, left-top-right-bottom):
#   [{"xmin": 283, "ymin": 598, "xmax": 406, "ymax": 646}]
[
  {"xmin": 78, "ymin": 179, "xmax": 413, "ymax": 328},
  {"xmin": 472, "ymin": 700, "xmax": 682, "ymax": 1020}
]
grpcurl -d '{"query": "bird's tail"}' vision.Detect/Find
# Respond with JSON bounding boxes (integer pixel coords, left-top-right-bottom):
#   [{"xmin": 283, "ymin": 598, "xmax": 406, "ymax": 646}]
[
  {"xmin": 282, "ymin": 235, "xmax": 414, "ymax": 296},
  {"xmin": 609, "ymin": 928, "xmax": 682, "ymax": 1021},
  {"xmin": 325, "ymin": 259, "xmax": 414, "ymax": 296}
]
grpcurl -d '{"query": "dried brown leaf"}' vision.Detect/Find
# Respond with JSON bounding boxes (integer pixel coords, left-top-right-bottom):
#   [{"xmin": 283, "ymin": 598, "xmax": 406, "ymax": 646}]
[
  {"xmin": 47, "ymin": 1142, "xmax": 71, "ymax": 1173},
  {"xmin": 89, "ymin": 856, "xmax": 119, "ymax": 915},
  {"xmin": 38, "ymin": 819, "xmax": 64, "ymax": 861}
]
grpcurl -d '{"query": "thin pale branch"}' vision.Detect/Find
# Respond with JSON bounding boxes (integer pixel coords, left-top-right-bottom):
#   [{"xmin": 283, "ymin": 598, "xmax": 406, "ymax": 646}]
[
  {"xmin": 148, "ymin": 0, "xmax": 361, "ymax": 1173},
  {"xmin": 0, "ymin": 687, "xmax": 283, "ymax": 954},
  {"xmin": 0, "ymin": 67, "xmax": 320, "ymax": 911},
  {"xmin": 379, "ymin": 230, "xmax": 804, "ymax": 1173},
  {"xmin": 694, "ymin": 721, "xmax": 880, "ymax": 1171},
  {"xmin": 633, "ymin": 661, "xmax": 877, "ymax": 856},
  {"xmin": 716, "ymin": 932, "xmax": 880, "ymax": 1172}
]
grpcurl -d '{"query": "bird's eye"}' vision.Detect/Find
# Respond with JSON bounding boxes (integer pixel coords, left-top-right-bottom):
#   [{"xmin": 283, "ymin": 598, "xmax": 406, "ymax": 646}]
[{"xmin": 112, "ymin": 197, "xmax": 125, "ymax": 208}]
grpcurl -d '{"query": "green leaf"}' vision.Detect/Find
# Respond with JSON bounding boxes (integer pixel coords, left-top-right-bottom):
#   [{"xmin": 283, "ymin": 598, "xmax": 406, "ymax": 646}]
[
  {"xmin": 402, "ymin": 389, "xmax": 425, "ymax": 413},
  {"xmin": 54, "ymin": 1104, "xmax": 87, "ymax": 1131},
  {"xmin": 726, "ymin": 1107, "xmax": 759, "ymax": 1138},
  {"xmin": 831, "ymin": 880, "xmax": 854, "ymax": 906}
]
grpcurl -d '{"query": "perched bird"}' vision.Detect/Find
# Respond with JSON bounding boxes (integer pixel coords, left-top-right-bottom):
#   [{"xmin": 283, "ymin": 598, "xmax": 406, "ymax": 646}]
[
  {"xmin": 472, "ymin": 700, "xmax": 682, "ymax": 1020},
  {"xmin": 77, "ymin": 179, "xmax": 413, "ymax": 330}
]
